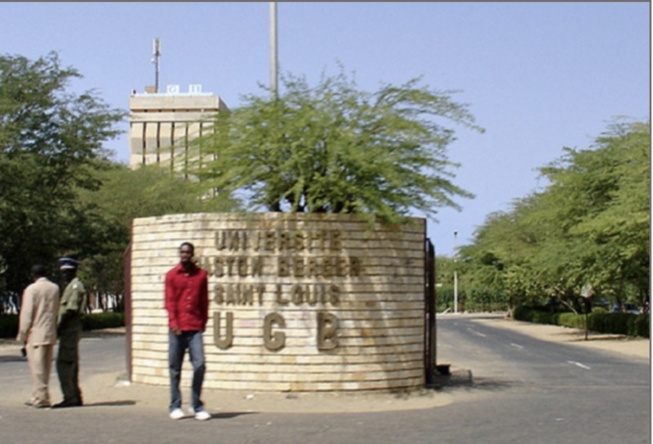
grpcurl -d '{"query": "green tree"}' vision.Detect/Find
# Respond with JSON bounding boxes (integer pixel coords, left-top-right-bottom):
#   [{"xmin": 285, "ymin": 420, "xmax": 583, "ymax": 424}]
[
  {"xmin": 0, "ymin": 52, "xmax": 123, "ymax": 295},
  {"xmin": 461, "ymin": 120, "xmax": 650, "ymax": 312},
  {"xmin": 435, "ymin": 255, "xmax": 455, "ymax": 311},
  {"xmin": 75, "ymin": 163, "xmax": 238, "ymax": 311},
  {"xmin": 194, "ymin": 70, "xmax": 483, "ymax": 224},
  {"xmin": 537, "ymin": 120, "xmax": 650, "ymax": 304}
]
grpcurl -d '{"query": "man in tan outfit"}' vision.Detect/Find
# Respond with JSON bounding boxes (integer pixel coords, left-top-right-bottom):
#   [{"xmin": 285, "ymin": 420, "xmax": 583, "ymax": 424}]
[{"xmin": 16, "ymin": 264, "xmax": 60, "ymax": 408}]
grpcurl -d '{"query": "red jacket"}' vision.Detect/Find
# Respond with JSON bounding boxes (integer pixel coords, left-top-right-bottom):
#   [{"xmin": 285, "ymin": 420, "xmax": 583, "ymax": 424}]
[{"xmin": 165, "ymin": 263, "xmax": 209, "ymax": 331}]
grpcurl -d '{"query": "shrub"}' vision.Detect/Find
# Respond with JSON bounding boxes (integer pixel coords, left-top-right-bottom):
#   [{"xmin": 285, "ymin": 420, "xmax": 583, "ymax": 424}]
[
  {"xmin": 514, "ymin": 306, "xmax": 565, "ymax": 325},
  {"xmin": 588, "ymin": 312, "xmax": 630, "ymax": 335},
  {"xmin": 512, "ymin": 305, "xmax": 648, "ymax": 337},
  {"xmin": 0, "ymin": 312, "xmax": 124, "ymax": 338},
  {"xmin": 81, "ymin": 312, "xmax": 125, "ymax": 331},
  {"xmin": 558, "ymin": 313, "xmax": 585, "ymax": 330},
  {"xmin": 531, "ymin": 310, "xmax": 556, "ymax": 325},
  {"xmin": 629, "ymin": 313, "xmax": 649, "ymax": 338},
  {"xmin": 0, "ymin": 315, "xmax": 19, "ymax": 338},
  {"xmin": 512, "ymin": 306, "xmax": 535, "ymax": 322}
]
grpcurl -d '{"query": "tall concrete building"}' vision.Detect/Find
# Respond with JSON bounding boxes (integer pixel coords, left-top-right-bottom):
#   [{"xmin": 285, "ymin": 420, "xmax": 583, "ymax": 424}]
[{"xmin": 128, "ymin": 84, "xmax": 227, "ymax": 170}]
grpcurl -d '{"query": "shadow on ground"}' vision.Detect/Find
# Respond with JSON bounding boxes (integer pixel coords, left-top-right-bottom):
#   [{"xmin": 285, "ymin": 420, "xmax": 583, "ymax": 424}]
[
  {"xmin": 0, "ymin": 355, "xmax": 26, "ymax": 363},
  {"xmin": 83, "ymin": 400, "xmax": 137, "ymax": 408},
  {"xmin": 567, "ymin": 335, "xmax": 628, "ymax": 343},
  {"xmin": 428, "ymin": 369, "xmax": 525, "ymax": 393},
  {"xmin": 212, "ymin": 412, "xmax": 257, "ymax": 419},
  {"xmin": 175, "ymin": 412, "xmax": 257, "ymax": 421}
]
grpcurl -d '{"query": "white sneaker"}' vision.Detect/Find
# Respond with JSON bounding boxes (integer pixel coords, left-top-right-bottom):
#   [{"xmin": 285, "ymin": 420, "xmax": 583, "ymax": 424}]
[
  {"xmin": 169, "ymin": 408, "xmax": 185, "ymax": 420},
  {"xmin": 194, "ymin": 410, "xmax": 211, "ymax": 421}
]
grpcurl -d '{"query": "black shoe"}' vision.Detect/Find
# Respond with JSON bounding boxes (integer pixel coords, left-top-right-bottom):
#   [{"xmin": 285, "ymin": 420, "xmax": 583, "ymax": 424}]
[{"xmin": 52, "ymin": 400, "xmax": 83, "ymax": 408}]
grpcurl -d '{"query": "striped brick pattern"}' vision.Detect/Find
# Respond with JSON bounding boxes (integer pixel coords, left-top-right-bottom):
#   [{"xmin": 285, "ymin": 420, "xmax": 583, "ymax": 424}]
[{"xmin": 130, "ymin": 213, "xmax": 426, "ymax": 391}]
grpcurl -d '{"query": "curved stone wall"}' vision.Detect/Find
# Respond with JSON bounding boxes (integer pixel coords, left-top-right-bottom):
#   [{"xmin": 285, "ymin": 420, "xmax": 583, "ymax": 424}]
[{"xmin": 129, "ymin": 213, "xmax": 426, "ymax": 391}]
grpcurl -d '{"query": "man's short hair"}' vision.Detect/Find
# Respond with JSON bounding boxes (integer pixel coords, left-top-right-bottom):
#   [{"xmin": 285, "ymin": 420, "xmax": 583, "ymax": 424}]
[
  {"xmin": 180, "ymin": 242, "xmax": 195, "ymax": 254},
  {"xmin": 31, "ymin": 264, "xmax": 46, "ymax": 277}
]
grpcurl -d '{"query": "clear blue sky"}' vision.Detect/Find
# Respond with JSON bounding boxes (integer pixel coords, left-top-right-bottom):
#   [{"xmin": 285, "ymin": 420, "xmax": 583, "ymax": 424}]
[{"xmin": 2, "ymin": 2, "xmax": 649, "ymax": 256}]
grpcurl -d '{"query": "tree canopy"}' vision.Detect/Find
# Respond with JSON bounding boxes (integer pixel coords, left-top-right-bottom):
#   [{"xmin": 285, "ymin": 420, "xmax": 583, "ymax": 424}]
[
  {"xmin": 457, "ymin": 120, "xmax": 650, "ymax": 312},
  {"xmin": 193, "ymin": 70, "xmax": 483, "ymax": 224},
  {"xmin": 0, "ymin": 52, "xmax": 123, "ymax": 293},
  {"xmin": 0, "ymin": 53, "xmax": 236, "ymax": 301},
  {"xmin": 73, "ymin": 163, "xmax": 238, "ymax": 307}
]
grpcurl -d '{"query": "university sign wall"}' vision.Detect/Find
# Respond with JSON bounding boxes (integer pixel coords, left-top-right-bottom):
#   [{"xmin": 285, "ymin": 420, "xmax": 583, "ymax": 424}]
[{"xmin": 129, "ymin": 213, "xmax": 427, "ymax": 391}]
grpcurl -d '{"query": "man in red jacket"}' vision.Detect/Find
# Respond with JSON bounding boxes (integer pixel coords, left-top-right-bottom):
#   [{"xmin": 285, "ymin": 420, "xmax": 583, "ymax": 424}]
[{"xmin": 165, "ymin": 242, "xmax": 211, "ymax": 421}]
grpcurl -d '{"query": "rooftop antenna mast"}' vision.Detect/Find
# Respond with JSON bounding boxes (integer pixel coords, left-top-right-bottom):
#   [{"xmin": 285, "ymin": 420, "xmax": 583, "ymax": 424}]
[
  {"xmin": 152, "ymin": 38, "xmax": 161, "ymax": 93},
  {"xmin": 270, "ymin": 2, "xmax": 278, "ymax": 96}
]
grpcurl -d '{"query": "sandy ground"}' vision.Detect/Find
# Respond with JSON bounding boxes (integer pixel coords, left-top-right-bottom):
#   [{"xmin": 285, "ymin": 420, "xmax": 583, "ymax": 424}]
[
  {"xmin": 1, "ymin": 314, "xmax": 648, "ymax": 414},
  {"xmin": 469, "ymin": 313, "xmax": 650, "ymax": 360}
]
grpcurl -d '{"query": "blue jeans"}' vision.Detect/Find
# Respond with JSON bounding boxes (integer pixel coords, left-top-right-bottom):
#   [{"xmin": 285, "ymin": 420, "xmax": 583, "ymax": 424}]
[{"xmin": 168, "ymin": 330, "xmax": 206, "ymax": 412}]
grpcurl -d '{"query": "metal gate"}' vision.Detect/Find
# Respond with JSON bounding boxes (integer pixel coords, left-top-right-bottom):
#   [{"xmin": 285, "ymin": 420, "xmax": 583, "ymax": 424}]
[{"xmin": 424, "ymin": 238, "xmax": 436, "ymax": 386}]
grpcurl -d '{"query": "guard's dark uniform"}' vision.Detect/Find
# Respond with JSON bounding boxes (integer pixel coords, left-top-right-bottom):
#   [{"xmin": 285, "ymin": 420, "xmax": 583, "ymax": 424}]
[{"xmin": 56, "ymin": 275, "xmax": 86, "ymax": 405}]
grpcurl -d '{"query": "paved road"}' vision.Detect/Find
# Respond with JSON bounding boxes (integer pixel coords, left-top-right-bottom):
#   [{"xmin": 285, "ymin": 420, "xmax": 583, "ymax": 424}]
[
  {"xmin": 0, "ymin": 331, "xmax": 127, "ymax": 400},
  {"xmin": 435, "ymin": 315, "xmax": 650, "ymax": 443},
  {"xmin": 0, "ymin": 318, "xmax": 649, "ymax": 444},
  {"xmin": 437, "ymin": 315, "xmax": 650, "ymax": 390}
]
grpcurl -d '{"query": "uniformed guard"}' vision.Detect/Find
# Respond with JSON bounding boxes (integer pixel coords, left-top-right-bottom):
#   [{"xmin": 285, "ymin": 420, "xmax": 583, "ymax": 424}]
[{"xmin": 53, "ymin": 257, "xmax": 86, "ymax": 408}]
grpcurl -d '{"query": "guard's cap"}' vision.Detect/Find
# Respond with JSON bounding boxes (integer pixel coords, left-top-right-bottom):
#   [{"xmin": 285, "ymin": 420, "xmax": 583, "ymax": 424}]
[{"xmin": 58, "ymin": 257, "xmax": 78, "ymax": 270}]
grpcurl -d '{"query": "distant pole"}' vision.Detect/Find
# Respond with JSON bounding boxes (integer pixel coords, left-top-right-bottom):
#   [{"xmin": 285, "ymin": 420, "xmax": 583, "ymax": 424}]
[
  {"xmin": 584, "ymin": 311, "xmax": 589, "ymax": 341},
  {"xmin": 453, "ymin": 231, "xmax": 458, "ymax": 314},
  {"xmin": 581, "ymin": 284, "xmax": 593, "ymax": 341},
  {"xmin": 152, "ymin": 38, "xmax": 161, "ymax": 93},
  {"xmin": 270, "ymin": 2, "xmax": 278, "ymax": 96}
]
